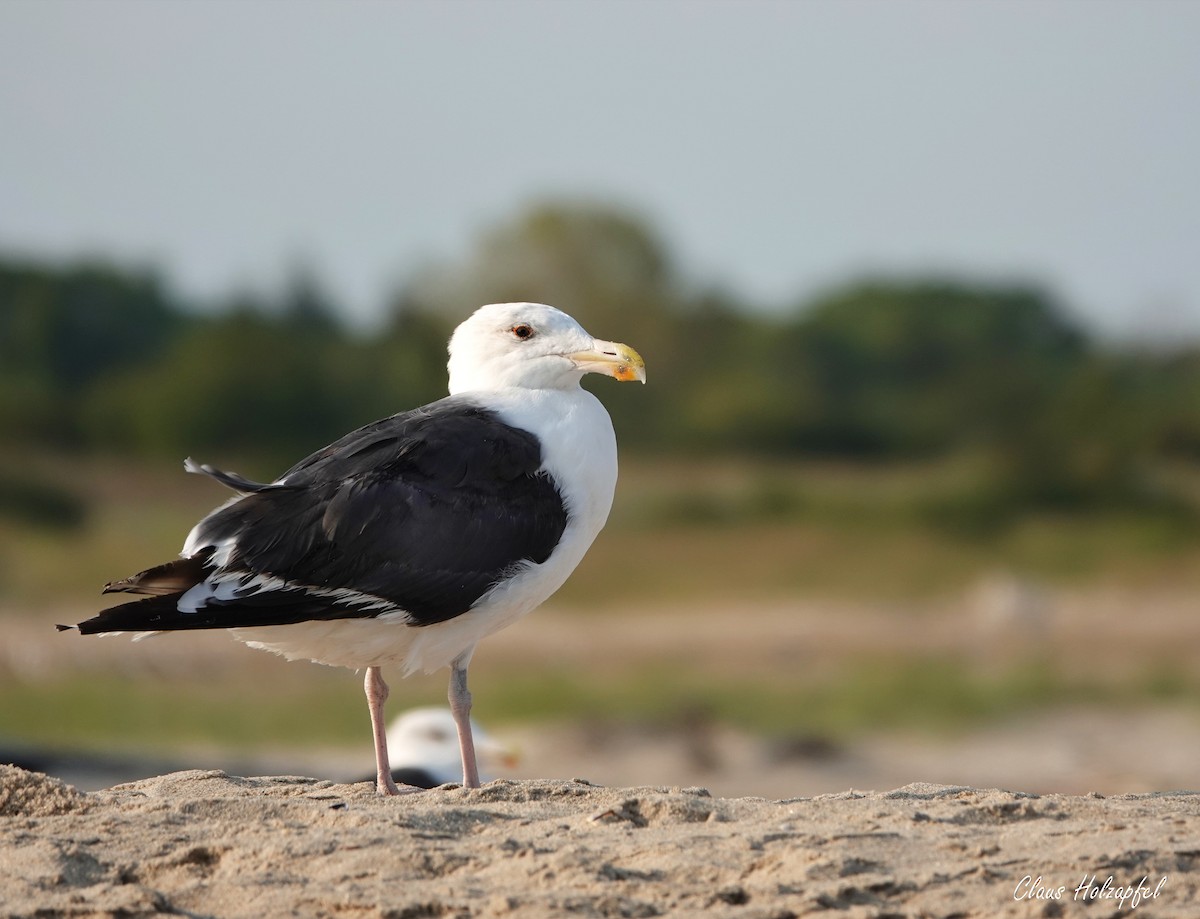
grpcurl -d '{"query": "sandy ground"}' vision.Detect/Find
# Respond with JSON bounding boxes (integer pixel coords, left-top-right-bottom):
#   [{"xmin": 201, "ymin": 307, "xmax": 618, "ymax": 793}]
[{"xmin": 3, "ymin": 765, "xmax": 1198, "ymax": 918}]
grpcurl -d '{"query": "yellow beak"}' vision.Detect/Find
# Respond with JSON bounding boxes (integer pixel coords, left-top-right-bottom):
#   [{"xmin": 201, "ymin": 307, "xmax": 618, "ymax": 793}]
[{"xmin": 566, "ymin": 339, "xmax": 647, "ymax": 384}]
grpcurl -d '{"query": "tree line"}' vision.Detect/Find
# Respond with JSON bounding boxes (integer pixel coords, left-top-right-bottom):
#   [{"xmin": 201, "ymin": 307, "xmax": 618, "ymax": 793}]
[{"xmin": 3, "ymin": 201, "xmax": 1199, "ymax": 518}]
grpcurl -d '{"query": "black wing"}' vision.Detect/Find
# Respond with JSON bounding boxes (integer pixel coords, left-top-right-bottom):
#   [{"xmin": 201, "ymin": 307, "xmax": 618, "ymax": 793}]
[{"xmin": 73, "ymin": 397, "xmax": 568, "ymax": 634}]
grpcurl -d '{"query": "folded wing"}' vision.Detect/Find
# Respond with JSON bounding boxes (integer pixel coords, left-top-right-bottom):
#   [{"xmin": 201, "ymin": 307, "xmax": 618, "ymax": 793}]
[{"xmin": 69, "ymin": 397, "xmax": 569, "ymax": 635}]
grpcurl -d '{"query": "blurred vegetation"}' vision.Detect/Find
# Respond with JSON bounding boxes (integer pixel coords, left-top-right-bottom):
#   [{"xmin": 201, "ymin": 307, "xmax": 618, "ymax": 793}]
[
  {"xmin": 5, "ymin": 203, "xmax": 1200, "ymax": 758},
  {"xmin": 2, "ymin": 199, "xmax": 1200, "ymax": 533},
  {"xmin": 7, "ymin": 655, "xmax": 1198, "ymax": 751}
]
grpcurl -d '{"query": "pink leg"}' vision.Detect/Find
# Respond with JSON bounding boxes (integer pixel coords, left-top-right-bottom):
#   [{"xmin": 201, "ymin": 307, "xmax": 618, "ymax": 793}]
[
  {"xmin": 364, "ymin": 666, "xmax": 402, "ymax": 796},
  {"xmin": 448, "ymin": 657, "xmax": 480, "ymax": 789}
]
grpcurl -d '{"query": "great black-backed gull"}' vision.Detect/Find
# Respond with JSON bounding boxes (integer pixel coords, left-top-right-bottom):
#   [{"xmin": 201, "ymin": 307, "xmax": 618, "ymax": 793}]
[{"xmin": 58, "ymin": 302, "xmax": 645, "ymax": 795}]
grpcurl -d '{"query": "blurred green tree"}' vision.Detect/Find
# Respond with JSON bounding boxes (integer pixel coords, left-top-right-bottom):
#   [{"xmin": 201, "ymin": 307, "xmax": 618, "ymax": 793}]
[
  {"xmin": 3, "ymin": 205, "xmax": 1198, "ymax": 522},
  {"xmin": 84, "ymin": 293, "xmax": 382, "ymax": 467},
  {"xmin": 0, "ymin": 258, "xmax": 180, "ymax": 446},
  {"xmin": 774, "ymin": 280, "xmax": 1088, "ymax": 457}
]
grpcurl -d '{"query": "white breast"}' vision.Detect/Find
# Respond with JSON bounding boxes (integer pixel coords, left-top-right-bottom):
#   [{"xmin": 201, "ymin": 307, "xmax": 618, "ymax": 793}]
[{"xmin": 398, "ymin": 386, "xmax": 617, "ymax": 674}]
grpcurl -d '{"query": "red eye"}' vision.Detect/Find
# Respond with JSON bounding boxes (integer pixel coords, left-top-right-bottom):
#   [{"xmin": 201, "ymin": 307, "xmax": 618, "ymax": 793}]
[{"xmin": 511, "ymin": 324, "xmax": 534, "ymax": 340}]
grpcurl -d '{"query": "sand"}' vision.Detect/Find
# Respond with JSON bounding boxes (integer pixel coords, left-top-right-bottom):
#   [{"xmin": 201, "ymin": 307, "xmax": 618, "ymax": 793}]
[{"xmin": 2, "ymin": 765, "xmax": 1198, "ymax": 918}]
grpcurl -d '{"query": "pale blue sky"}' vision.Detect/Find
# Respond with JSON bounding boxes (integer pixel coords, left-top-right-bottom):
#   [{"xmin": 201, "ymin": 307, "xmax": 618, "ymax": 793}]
[{"xmin": 1, "ymin": 0, "xmax": 1197, "ymax": 338}]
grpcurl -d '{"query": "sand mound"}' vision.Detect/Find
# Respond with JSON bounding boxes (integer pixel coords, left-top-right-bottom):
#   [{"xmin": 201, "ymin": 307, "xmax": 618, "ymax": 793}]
[
  {"xmin": 2, "ymin": 767, "xmax": 1198, "ymax": 917},
  {"xmin": 0, "ymin": 764, "xmax": 89, "ymax": 818}
]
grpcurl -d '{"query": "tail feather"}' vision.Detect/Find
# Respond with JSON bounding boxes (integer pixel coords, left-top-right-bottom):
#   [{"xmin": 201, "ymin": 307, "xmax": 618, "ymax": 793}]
[
  {"xmin": 103, "ymin": 552, "xmax": 212, "ymax": 596},
  {"xmin": 184, "ymin": 457, "xmax": 279, "ymax": 494},
  {"xmin": 73, "ymin": 593, "xmax": 197, "ymax": 634},
  {"xmin": 65, "ymin": 542, "xmax": 383, "ymax": 636},
  {"xmin": 68, "ymin": 589, "xmax": 379, "ymax": 635}
]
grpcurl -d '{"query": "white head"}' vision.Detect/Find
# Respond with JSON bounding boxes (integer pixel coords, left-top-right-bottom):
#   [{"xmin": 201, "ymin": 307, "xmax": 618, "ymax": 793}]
[
  {"xmin": 385, "ymin": 706, "xmax": 516, "ymax": 785},
  {"xmin": 447, "ymin": 302, "xmax": 645, "ymax": 395}
]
